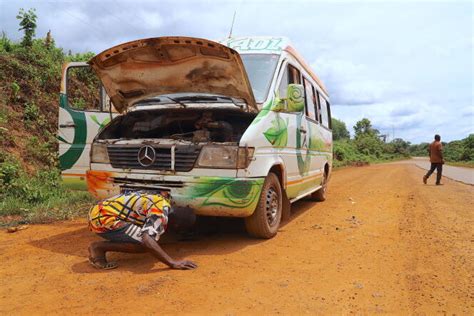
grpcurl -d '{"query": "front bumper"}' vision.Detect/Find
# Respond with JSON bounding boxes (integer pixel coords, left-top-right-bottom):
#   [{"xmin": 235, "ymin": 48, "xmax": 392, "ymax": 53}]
[{"xmin": 86, "ymin": 170, "xmax": 264, "ymax": 217}]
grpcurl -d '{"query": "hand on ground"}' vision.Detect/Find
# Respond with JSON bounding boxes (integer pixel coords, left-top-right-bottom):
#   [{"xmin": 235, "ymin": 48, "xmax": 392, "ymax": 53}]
[{"xmin": 170, "ymin": 260, "xmax": 197, "ymax": 270}]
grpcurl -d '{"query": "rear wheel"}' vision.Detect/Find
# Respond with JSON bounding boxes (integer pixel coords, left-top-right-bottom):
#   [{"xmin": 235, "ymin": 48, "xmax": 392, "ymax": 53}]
[
  {"xmin": 245, "ymin": 173, "xmax": 282, "ymax": 239},
  {"xmin": 311, "ymin": 171, "xmax": 328, "ymax": 201}
]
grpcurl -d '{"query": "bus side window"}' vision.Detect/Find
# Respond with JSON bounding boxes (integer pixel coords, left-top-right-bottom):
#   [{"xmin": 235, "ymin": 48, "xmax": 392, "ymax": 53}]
[
  {"xmin": 66, "ymin": 66, "xmax": 102, "ymax": 111},
  {"xmin": 320, "ymin": 94, "xmax": 330, "ymax": 128},
  {"xmin": 278, "ymin": 66, "xmax": 289, "ymax": 99},
  {"xmin": 289, "ymin": 64, "xmax": 301, "ymax": 84},
  {"xmin": 278, "ymin": 64, "xmax": 301, "ymax": 98},
  {"xmin": 326, "ymin": 100, "xmax": 332, "ymax": 129},
  {"xmin": 303, "ymin": 77, "xmax": 317, "ymax": 121},
  {"xmin": 316, "ymin": 90, "xmax": 322, "ymax": 123}
]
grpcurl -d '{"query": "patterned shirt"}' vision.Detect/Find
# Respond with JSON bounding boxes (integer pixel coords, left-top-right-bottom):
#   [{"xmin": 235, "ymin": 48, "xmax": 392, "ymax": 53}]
[{"xmin": 88, "ymin": 192, "xmax": 171, "ymax": 241}]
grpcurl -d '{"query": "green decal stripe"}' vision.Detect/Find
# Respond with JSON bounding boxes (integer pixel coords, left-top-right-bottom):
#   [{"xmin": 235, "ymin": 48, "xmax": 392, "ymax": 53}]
[
  {"xmin": 57, "ymin": 135, "xmax": 70, "ymax": 144},
  {"xmin": 91, "ymin": 115, "xmax": 111, "ymax": 130},
  {"xmin": 264, "ymin": 116, "xmax": 288, "ymax": 147},
  {"xmin": 251, "ymin": 98, "xmax": 273, "ymax": 125},
  {"xmin": 296, "ymin": 113, "xmax": 311, "ymax": 176},
  {"xmin": 59, "ymin": 93, "xmax": 87, "ymax": 171},
  {"xmin": 187, "ymin": 177, "xmax": 264, "ymax": 209}
]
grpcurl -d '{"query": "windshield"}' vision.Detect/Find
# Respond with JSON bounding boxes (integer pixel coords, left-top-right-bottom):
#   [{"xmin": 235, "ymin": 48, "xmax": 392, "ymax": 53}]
[{"xmin": 241, "ymin": 54, "xmax": 279, "ymax": 103}]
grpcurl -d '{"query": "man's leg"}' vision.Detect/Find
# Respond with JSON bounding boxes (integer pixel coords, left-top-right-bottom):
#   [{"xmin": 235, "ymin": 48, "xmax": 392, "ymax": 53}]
[
  {"xmin": 424, "ymin": 163, "xmax": 437, "ymax": 183},
  {"xmin": 88, "ymin": 223, "xmax": 149, "ymax": 269},
  {"xmin": 88, "ymin": 241, "xmax": 147, "ymax": 268},
  {"xmin": 436, "ymin": 163, "xmax": 443, "ymax": 185}
]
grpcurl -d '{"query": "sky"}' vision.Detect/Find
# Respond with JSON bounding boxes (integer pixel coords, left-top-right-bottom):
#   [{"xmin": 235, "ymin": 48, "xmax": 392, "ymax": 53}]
[{"xmin": 1, "ymin": 0, "xmax": 472, "ymax": 143}]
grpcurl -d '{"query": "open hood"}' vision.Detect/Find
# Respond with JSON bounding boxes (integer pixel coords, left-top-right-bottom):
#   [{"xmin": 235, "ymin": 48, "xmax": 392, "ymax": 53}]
[{"xmin": 88, "ymin": 37, "xmax": 257, "ymax": 113}]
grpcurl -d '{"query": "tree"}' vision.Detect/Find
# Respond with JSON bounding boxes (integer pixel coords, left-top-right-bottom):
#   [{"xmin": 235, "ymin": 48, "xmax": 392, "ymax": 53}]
[
  {"xmin": 16, "ymin": 8, "xmax": 37, "ymax": 47},
  {"xmin": 355, "ymin": 133, "xmax": 384, "ymax": 157},
  {"xmin": 353, "ymin": 118, "xmax": 383, "ymax": 157},
  {"xmin": 460, "ymin": 134, "xmax": 474, "ymax": 161},
  {"xmin": 44, "ymin": 30, "xmax": 54, "ymax": 49},
  {"xmin": 409, "ymin": 143, "xmax": 429, "ymax": 156},
  {"xmin": 331, "ymin": 118, "xmax": 350, "ymax": 140},
  {"xmin": 353, "ymin": 118, "xmax": 379, "ymax": 138},
  {"xmin": 390, "ymin": 138, "xmax": 411, "ymax": 156}
]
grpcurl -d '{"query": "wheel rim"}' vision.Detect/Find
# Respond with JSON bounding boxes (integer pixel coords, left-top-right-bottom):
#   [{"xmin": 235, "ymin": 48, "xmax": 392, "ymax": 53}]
[{"xmin": 265, "ymin": 187, "xmax": 279, "ymax": 226}]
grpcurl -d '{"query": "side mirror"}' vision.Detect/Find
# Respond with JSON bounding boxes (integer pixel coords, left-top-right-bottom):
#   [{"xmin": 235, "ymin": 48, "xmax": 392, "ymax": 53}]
[
  {"xmin": 270, "ymin": 84, "xmax": 305, "ymax": 113},
  {"xmin": 286, "ymin": 84, "xmax": 305, "ymax": 112}
]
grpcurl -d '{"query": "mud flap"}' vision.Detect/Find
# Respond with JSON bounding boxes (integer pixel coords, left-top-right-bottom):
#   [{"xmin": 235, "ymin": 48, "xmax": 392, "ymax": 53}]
[{"xmin": 281, "ymin": 190, "xmax": 291, "ymax": 222}]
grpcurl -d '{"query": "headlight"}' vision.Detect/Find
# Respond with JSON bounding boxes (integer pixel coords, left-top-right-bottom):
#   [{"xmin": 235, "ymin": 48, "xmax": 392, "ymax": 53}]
[
  {"xmin": 196, "ymin": 146, "xmax": 254, "ymax": 169},
  {"xmin": 90, "ymin": 143, "xmax": 109, "ymax": 163}
]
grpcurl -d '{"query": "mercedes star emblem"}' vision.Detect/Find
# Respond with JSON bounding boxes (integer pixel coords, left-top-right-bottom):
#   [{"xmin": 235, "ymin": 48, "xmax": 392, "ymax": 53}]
[{"xmin": 137, "ymin": 145, "xmax": 156, "ymax": 167}]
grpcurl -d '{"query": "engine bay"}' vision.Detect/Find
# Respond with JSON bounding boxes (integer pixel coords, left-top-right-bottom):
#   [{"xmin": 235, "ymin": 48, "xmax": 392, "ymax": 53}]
[{"xmin": 97, "ymin": 108, "xmax": 255, "ymax": 144}]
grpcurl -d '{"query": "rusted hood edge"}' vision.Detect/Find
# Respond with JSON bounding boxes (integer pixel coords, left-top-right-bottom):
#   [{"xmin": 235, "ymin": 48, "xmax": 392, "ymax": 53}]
[{"xmin": 88, "ymin": 36, "xmax": 258, "ymax": 113}]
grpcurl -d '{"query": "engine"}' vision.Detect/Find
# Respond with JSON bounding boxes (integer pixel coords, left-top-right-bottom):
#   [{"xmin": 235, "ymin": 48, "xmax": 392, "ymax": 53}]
[{"xmin": 97, "ymin": 109, "xmax": 254, "ymax": 144}]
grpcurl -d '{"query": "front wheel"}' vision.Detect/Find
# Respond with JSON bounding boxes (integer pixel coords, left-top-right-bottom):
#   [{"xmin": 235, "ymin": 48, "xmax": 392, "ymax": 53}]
[{"xmin": 245, "ymin": 173, "xmax": 282, "ymax": 239}]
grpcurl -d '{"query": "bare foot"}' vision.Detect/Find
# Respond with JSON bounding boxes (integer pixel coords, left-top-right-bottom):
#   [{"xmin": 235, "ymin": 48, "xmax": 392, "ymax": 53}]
[{"xmin": 88, "ymin": 244, "xmax": 118, "ymax": 270}]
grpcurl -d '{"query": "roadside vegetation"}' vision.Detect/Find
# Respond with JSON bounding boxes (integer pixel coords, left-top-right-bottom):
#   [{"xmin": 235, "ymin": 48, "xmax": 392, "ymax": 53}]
[
  {"xmin": 0, "ymin": 9, "xmax": 94, "ymax": 225},
  {"xmin": 409, "ymin": 135, "xmax": 474, "ymax": 167},
  {"xmin": 332, "ymin": 118, "xmax": 474, "ymax": 168},
  {"xmin": 332, "ymin": 118, "xmax": 410, "ymax": 167}
]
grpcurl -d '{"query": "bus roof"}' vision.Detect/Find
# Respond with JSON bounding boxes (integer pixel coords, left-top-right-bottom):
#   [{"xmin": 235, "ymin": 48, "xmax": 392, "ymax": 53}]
[
  {"xmin": 220, "ymin": 36, "xmax": 329, "ymax": 97},
  {"xmin": 220, "ymin": 36, "xmax": 291, "ymax": 53}
]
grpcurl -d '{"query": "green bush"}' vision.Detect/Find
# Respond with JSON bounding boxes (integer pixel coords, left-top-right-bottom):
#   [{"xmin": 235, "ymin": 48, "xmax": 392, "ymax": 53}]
[
  {"xmin": 0, "ymin": 31, "xmax": 13, "ymax": 52},
  {"xmin": 71, "ymin": 97, "xmax": 86, "ymax": 110},
  {"xmin": 24, "ymin": 102, "xmax": 39, "ymax": 121},
  {"xmin": 409, "ymin": 142, "xmax": 429, "ymax": 156},
  {"xmin": 333, "ymin": 139, "xmax": 371, "ymax": 167},
  {"xmin": 26, "ymin": 135, "xmax": 56, "ymax": 166},
  {"xmin": 0, "ymin": 157, "xmax": 20, "ymax": 188},
  {"xmin": 444, "ymin": 134, "xmax": 474, "ymax": 163},
  {"xmin": 332, "ymin": 118, "xmax": 410, "ymax": 167},
  {"xmin": 10, "ymin": 81, "xmax": 20, "ymax": 100},
  {"xmin": 355, "ymin": 134, "xmax": 384, "ymax": 157},
  {"xmin": 0, "ymin": 107, "xmax": 8, "ymax": 124},
  {"xmin": 0, "ymin": 155, "xmax": 94, "ymax": 223}
]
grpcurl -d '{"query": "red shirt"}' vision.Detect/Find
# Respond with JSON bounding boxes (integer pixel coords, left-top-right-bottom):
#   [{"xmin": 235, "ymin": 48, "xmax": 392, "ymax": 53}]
[{"xmin": 429, "ymin": 141, "xmax": 443, "ymax": 163}]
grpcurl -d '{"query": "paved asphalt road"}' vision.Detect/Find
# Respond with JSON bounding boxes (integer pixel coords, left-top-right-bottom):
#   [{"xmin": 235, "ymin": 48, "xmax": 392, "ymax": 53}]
[{"xmin": 410, "ymin": 157, "xmax": 474, "ymax": 185}]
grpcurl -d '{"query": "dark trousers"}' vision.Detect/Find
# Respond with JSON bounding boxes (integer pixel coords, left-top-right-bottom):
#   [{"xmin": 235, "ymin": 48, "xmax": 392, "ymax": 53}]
[{"xmin": 425, "ymin": 163, "xmax": 443, "ymax": 184}]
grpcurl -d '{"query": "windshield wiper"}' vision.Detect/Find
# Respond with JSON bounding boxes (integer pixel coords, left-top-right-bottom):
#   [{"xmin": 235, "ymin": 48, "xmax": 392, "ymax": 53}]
[
  {"xmin": 214, "ymin": 96, "xmax": 246, "ymax": 109},
  {"xmin": 138, "ymin": 96, "xmax": 187, "ymax": 108},
  {"xmin": 174, "ymin": 95, "xmax": 245, "ymax": 109},
  {"xmin": 164, "ymin": 96, "xmax": 187, "ymax": 108},
  {"xmin": 174, "ymin": 96, "xmax": 219, "ymax": 102}
]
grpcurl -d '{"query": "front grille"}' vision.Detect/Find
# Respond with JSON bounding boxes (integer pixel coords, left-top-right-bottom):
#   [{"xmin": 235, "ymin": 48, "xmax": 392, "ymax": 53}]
[{"xmin": 107, "ymin": 145, "xmax": 200, "ymax": 172}]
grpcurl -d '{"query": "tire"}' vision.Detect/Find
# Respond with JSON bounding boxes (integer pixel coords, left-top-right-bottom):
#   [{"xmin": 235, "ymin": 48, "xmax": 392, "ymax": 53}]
[
  {"xmin": 311, "ymin": 170, "xmax": 328, "ymax": 201},
  {"xmin": 245, "ymin": 173, "xmax": 282, "ymax": 239}
]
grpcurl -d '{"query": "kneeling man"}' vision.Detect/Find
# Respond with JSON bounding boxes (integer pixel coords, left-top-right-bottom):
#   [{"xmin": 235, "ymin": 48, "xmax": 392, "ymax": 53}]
[{"xmin": 88, "ymin": 191, "xmax": 197, "ymax": 270}]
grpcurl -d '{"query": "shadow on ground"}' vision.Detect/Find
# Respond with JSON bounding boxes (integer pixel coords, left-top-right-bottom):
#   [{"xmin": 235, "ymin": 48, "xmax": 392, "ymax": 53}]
[{"xmin": 29, "ymin": 198, "xmax": 321, "ymax": 274}]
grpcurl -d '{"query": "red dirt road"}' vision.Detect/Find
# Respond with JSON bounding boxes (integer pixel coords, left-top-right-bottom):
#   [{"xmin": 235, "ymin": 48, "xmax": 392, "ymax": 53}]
[{"xmin": 0, "ymin": 162, "xmax": 473, "ymax": 315}]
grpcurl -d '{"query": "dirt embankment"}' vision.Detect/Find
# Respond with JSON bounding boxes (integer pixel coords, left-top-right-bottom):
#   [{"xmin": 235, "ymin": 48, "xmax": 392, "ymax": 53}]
[{"xmin": 0, "ymin": 163, "xmax": 472, "ymax": 315}]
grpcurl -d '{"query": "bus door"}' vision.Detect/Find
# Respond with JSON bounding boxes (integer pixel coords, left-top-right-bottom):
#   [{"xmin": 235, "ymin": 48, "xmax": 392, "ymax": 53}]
[{"xmin": 58, "ymin": 62, "xmax": 116, "ymax": 189}]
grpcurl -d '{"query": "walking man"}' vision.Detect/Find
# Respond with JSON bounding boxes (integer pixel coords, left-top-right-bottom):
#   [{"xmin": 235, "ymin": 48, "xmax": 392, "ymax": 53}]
[
  {"xmin": 423, "ymin": 134, "xmax": 444, "ymax": 185},
  {"xmin": 88, "ymin": 191, "xmax": 197, "ymax": 270}
]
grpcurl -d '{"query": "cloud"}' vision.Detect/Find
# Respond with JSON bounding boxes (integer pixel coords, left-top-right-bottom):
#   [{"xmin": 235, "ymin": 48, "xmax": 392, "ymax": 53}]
[
  {"xmin": 332, "ymin": 99, "xmax": 474, "ymax": 143},
  {"xmin": 311, "ymin": 58, "xmax": 383, "ymax": 105},
  {"xmin": 0, "ymin": 0, "xmax": 472, "ymax": 143},
  {"xmin": 310, "ymin": 55, "xmax": 420, "ymax": 107},
  {"xmin": 390, "ymin": 106, "xmax": 418, "ymax": 117}
]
